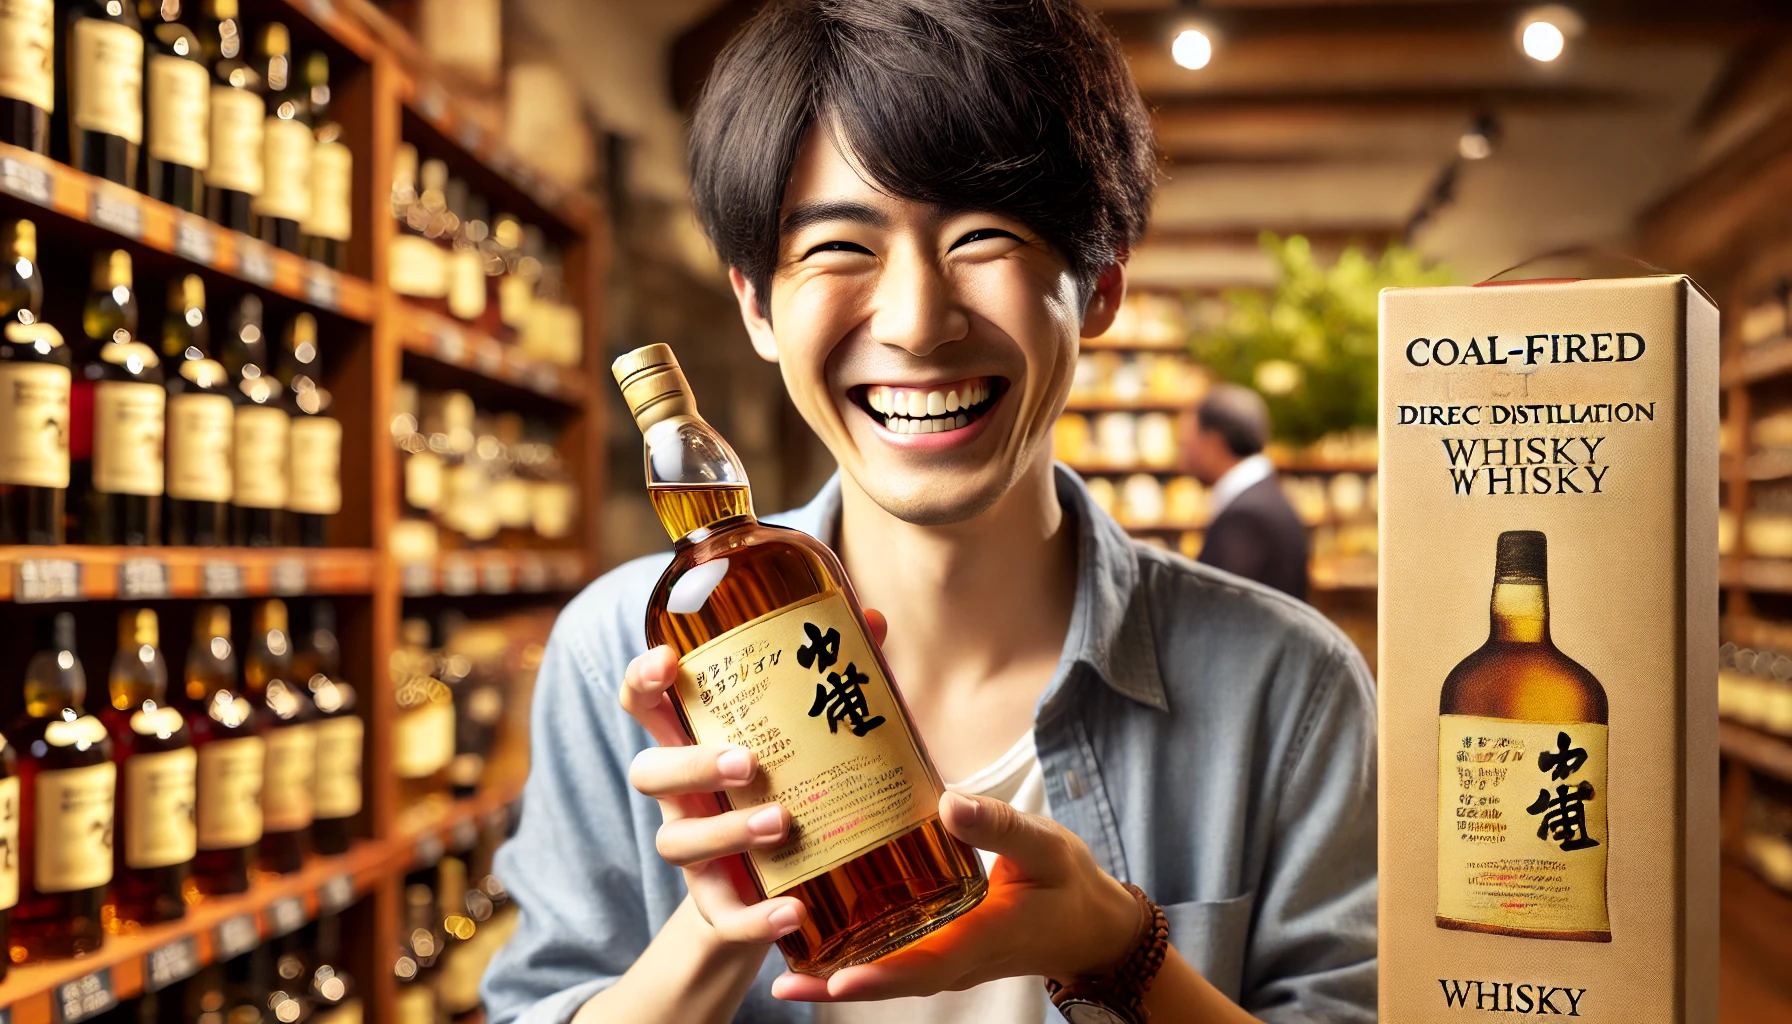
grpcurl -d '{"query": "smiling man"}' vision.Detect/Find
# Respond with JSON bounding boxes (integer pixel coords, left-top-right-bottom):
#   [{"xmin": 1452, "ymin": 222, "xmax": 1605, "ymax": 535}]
[{"xmin": 481, "ymin": 2, "xmax": 1376, "ymax": 1023}]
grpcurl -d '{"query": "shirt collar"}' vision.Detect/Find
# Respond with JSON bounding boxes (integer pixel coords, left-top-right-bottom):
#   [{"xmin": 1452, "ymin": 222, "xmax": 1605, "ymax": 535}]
[
  {"xmin": 767, "ymin": 464, "xmax": 1167, "ymax": 716},
  {"xmin": 1207, "ymin": 452, "xmax": 1276, "ymax": 518}
]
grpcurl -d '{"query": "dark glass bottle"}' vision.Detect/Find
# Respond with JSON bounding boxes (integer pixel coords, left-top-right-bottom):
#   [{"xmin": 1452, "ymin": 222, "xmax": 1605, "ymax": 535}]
[
  {"xmin": 250, "ymin": 23, "xmax": 309, "ymax": 254},
  {"xmin": 200, "ymin": 0, "xmax": 260, "ymax": 233},
  {"xmin": 307, "ymin": 901, "xmax": 359, "ymax": 1022},
  {"xmin": 0, "ymin": 723, "xmax": 18, "ymax": 981},
  {"xmin": 0, "ymin": 0, "xmax": 51, "ymax": 151},
  {"xmin": 60, "ymin": 0, "xmax": 143, "ymax": 185},
  {"xmin": 281, "ymin": 312, "xmax": 338, "ymax": 546},
  {"xmin": 12, "ymin": 612, "xmax": 115, "ymax": 962},
  {"xmin": 302, "ymin": 51, "xmax": 350, "ymax": 271},
  {"xmin": 296, "ymin": 599, "xmax": 359, "ymax": 855},
  {"xmin": 76, "ymin": 250, "xmax": 165, "ymax": 546},
  {"xmin": 245, "ymin": 599, "xmax": 314, "ymax": 873},
  {"xmin": 183, "ymin": 603, "xmax": 263, "ymax": 896},
  {"xmin": 102, "ymin": 608, "xmax": 195, "ymax": 929},
  {"xmin": 394, "ymin": 877, "xmax": 444, "ymax": 1024},
  {"xmin": 0, "ymin": 219, "xmax": 69, "ymax": 545},
  {"xmin": 220, "ymin": 294, "xmax": 287, "ymax": 545},
  {"xmin": 162, "ymin": 274, "xmax": 233, "ymax": 545},
  {"xmin": 267, "ymin": 922, "xmax": 313, "ymax": 1024},
  {"xmin": 141, "ymin": 0, "xmax": 207, "ymax": 212}
]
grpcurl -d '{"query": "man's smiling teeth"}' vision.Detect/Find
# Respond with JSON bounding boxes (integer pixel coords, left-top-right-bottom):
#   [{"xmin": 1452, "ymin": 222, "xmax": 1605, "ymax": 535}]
[{"xmin": 865, "ymin": 379, "xmax": 994, "ymax": 434}]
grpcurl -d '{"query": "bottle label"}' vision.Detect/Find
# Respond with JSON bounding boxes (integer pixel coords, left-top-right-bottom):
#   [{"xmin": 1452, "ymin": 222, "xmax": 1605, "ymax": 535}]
[
  {"xmin": 34, "ymin": 761, "xmax": 117, "ymax": 893},
  {"xmin": 312, "ymin": 999, "xmax": 363, "ymax": 1024},
  {"xmin": 1437, "ymin": 715, "xmax": 1609, "ymax": 936},
  {"xmin": 197, "ymin": 736, "xmax": 264, "ymax": 850},
  {"xmin": 530, "ymin": 479, "xmax": 576, "ymax": 539},
  {"xmin": 253, "ymin": 116, "xmax": 312, "ymax": 222},
  {"xmin": 492, "ymin": 476, "xmax": 530, "ymax": 529},
  {"xmin": 147, "ymin": 54, "xmax": 208, "ymax": 168},
  {"xmin": 232, "ymin": 404, "xmax": 289, "ymax": 509},
  {"xmin": 0, "ymin": 361, "xmax": 69, "ymax": 487},
  {"xmin": 405, "ymin": 450, "xmax": 443, "ymax": 511},
  {"xmin": 125, "ymin": 747, "xmax": 197, "ymax": 868},
  {"xmin": 206, "ymin": 86, "xmax": 263, "ymax": 195},
  {"xmin": 94, "ymin": 380, "xmax": 166, "ymax": 496},
  {"xmin": 262, "ymin": 723, "xmax": 317, "ymax": 832},
  {"xmin": 313, "ymin": 715, "xmax": 363, "ymax": 818},
  {"xmin": 388, "ymin": 235, "xmax": 447, "ymax": 298},
  {"xmin": 395, "ymin": 986, "xmax": 436, "ymax": 1024},
  {"xmin": 166, "ymin": 391, "xmax": 233, "ymax": 501},
  {"xmin": 447, "ymin": 248, "xmax": 486, "ymax": 321},
  {"xmin": 674, "ymin": 591, "xmax": 945, "ymax": 896},
  {"xmin": 70, "ymin": 18, "xmax": 141, "ymax": 142},
  {"xmin": 498, "ymin": 275, "xmax": 532, "ymax": 330},
  {"xmin": 305, "ymin": 140, "xmax": 353, "ymax": 242},
  {"xmin": 288, "ymin": 415, "xmax": 342, "ymax": 514},
  {"xmin": 0, "ymin": 0, "xmax": 53, "ymax": 113},
  {"xmin": 393, "ymin": 700, "xmax": 454, "ymax": 780},
  {"xmin": 0, "ymin": 774, "xmax": 18, "ymax": 909}
]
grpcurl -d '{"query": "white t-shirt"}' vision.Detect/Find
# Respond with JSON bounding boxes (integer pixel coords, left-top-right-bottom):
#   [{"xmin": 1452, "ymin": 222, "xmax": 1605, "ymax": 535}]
[{"xmin": 813, "ymin": 731, "xmax": 1048, "ymax": 1024}]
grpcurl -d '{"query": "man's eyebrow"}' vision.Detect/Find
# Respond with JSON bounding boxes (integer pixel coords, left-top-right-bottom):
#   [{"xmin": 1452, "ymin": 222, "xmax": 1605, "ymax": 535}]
[{"xmin": 780, "ymin": 200, "xmax": 889, "ymax": 238}]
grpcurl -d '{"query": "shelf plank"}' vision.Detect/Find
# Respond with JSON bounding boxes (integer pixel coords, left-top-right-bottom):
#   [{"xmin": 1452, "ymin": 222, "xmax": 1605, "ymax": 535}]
[
  {"xmin": 1721, "ymin": 559, "xmax": 1792, "ymax": 593},
  {"xmin": 0, "ymin": 547, "xmax": 377, "ymax": 602},
  {"xmin": 1724, "ymin": 337, "xmax": 1792, "ymax": 387},
  {"xmin": 0, "ymin": 143, "xmax": 376, "ymax": 323},
  {"xmin": 398, "ymin": 303, "xmax": 591, "ymax": 408},
  {"xmin": 1722, "ymin": 719, "xmax": 1792, "ymax": 785},
  {"xmin": 399, "ymin": 549, "xmax": 590, "ymax": 598}
]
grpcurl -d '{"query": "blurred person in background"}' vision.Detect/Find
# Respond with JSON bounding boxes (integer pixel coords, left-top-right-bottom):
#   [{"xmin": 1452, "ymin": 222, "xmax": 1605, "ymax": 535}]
[{"xmin": 1182, "ymin": 383, "xmax": 1310, "ymax": 600}]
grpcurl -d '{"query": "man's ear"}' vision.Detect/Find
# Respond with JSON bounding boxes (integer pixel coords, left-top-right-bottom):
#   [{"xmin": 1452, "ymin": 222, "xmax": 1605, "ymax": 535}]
[
  {"xmin": 1080, "ymin": 260, "xmax": 1128, "ymax": 339},
  {"xmin": 730, "ymin": 267, "xmax": 780, "ymax": 363}
]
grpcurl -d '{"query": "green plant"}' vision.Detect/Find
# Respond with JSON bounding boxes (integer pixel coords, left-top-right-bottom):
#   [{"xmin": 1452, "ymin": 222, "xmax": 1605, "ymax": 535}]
[{"xmin": 1188, "ymin": 233, "xmax": 1451, "ymax": 448}]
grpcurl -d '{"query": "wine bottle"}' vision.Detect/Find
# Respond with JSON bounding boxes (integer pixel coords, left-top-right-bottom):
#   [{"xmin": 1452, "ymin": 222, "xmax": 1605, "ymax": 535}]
[
  {"xmin": 0, "ymin": 0, "xmax": 52, "ymax": 152},
  {"xmin": 76, "ymin": 250, "xmax": 164, "ymax": 546},
  {"xmin": 302, "ymin": 51, "xmax": 351, "ymax": 271},
  {"xmin": 296, "ymin": 598, "xmax": 359, "ymax": 855},
  {"xmin": 141, "ymin": 0, "xmax": 207, "ymax": 212},
  {"xmin": 61, "ymin": 0, "xmax": 142, "ymax": 185},
  {"xmin": 220, "ymin": 294, "xmax": 287, "ymax": 545},
  {"xmin": 183, "ymin": 603, "xmax": 262, "ymax": 896},
  {"xmin": 244, "ymin": 599, "xmax": 314, "ymax": 873},
  {"xmin": 102, "ymin": 608, "xmax": 195, "ymax": 928},
  {"xmin": 0, "ymin": 725, "xmax": 17, "ymax": 981},
  {"xmin": 0, "ymin": 219, "xmax": 69, "ymax": 545},
  {"xmin": 12, "ymin": 612, "xmax": 115, "ymax": 961},
  {"xmin": 281, "ymin": 312, "xmax": 339, "ymax": 546},
  {"xmin": 200, "ymin": 0, "xmax": 260, "ymax": 233},
  {"xmin": 394, "ymin": 617, "xmax": 453, "ymax": 830},
  {"xmin": 162, "ymin": 274, "xmax": 232, "ymax": 545},
  {"xmin": 250, "ymin": 23, "xmax": 309, "ymax": 254}
]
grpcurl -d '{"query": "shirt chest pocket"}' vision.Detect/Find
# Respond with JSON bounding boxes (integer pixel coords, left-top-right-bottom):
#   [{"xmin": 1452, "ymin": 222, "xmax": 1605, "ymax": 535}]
[{"xmin": 1161, "ymin": 891, "xmax": 1256, "ymax": 1002}]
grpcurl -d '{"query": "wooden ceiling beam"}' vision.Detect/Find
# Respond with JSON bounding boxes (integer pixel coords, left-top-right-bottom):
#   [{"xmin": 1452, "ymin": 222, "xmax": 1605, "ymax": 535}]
[{"xmin": 1143, "ymin": 224, "xmax": 1402, "ymax": 248}]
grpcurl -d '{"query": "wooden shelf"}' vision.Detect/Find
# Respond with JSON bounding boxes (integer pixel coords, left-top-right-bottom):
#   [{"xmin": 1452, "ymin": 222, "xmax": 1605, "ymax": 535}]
[
  {"xmin": 399, "ymin": 549, "xmax": 590, "ymax": 598},
  {"xmin": 1725, "ymin": 337, "xmax": 1792, "ymax": 387},
  {"xmin": 1068, "ymin": 458, "xmax": 1378, "ymax": 477},
  {"xmin": 1080, "ymin": 337, "xmax": 1188, "ymax": 353},
  {"xmin": 1722, "ymin": 719, "xmax": 1792, "ymax": 785},
  {"xmin": 398, "ymin": 303, "xmax": 591, "ymax": 408},
  {"xmin": 0, "ymin": 547, "xmax": 378, "ymax": 603},
  {"xmin": 1721, "ymin": 559, "xmax": 1792, "ymax": 593},
  {"xmin": 0, "ymin": 143, "xmax": 376, "ymax": 323}
]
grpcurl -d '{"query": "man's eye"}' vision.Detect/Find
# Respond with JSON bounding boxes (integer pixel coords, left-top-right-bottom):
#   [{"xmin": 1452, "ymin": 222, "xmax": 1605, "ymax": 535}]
[
  {"xmin": 950, "ymin": 228, "xmax": 1021, "ymax": 250},
  {"xmin": 801, "ymin": 240, "xmax": 874, "ymax": 259}
]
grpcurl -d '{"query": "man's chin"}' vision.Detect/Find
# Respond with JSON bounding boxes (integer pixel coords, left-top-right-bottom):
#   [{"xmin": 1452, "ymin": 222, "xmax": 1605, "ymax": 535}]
[{"xmin": 853, "ymin": 468, "xmax": 1014, "ymax": 527}]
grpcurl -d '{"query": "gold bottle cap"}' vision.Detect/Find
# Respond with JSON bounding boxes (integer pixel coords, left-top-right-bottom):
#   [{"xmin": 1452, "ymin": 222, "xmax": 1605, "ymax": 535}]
[
  {"xmin": 261, "ymin": 22, "xmax": 290, "ymax": 56},
  {"xmin": 119, "ymin": 608, "xmax": 159, "ymax": 648},
  {"xmin": 195, "ymin": 602, "xmax": 232, "ymax": 642},
  {"xmin": 612, "ymin": 344, "xmax": 697, "ymax": 432},
  {"xmin": 171, "ymin": 273, "xmax": 205, "ymax": 310},
  {"xmin": 255, "ymin": 598, "xmax": 289, "ymax": 635},
  {"xmin": 5, "ymin": 219, "xmax": 35, "ymax": 263}
]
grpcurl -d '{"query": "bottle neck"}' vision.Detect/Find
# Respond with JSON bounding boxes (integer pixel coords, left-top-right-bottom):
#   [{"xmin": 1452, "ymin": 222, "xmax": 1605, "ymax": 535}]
[
  {"xmin": 642, "ymin": 414, "xmax": 754, "ymax": 543},
  {"xmin": 1489, "ymin": 580, "xmax": 1549, "ymax": 643}
]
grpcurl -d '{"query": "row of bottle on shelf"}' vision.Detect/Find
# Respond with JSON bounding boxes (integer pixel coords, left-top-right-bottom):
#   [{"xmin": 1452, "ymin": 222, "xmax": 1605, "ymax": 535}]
[
  {"xmin": 392, "ymin": 815, "xmax": 520, "ymax": 1024},
  {"xmin": 1068, "ymin": 350, "xmax": 1205, "ymax": 406},
  {"xmin": 1719, "ymin": 640, "xmax": 1792, "ymax": 736},
  {"xmin": 0, "ymin": 232, "xmax": 343, "ymax": 546},
  {"xmin": 1082, "ymin": 469, "xmax": 1378, "ymax": 530},
  {"xmin": 1740, "ymin": 284, "xmax": 1788, "ymax": 347},
  {"xmin": 389, "ymin": 383, "xmax": 579, "ymax": 560},
  {"xmin": 0, "ymin": 0, "xmax": 353, "ymax": 264},
  {"xmin": 388, "ymin": 144, "xmax": 584, "ymax": 367}
]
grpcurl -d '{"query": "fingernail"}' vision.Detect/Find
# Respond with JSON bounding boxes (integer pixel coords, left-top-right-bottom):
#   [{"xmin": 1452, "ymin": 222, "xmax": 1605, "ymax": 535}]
[
  {"xmin": 717, "ymin": 747, "xmax": 754, "ymax": 781},
  {"xmin": 944, "ymin": 791, "xmax": 980, "ymax": 825},
  {"xmin": 748, "ymin": 805, "xmax": 785, "ymax": 837},
  {"xmin": 768, "ymin": 904, "xmax": 801, "ymax": 934}
]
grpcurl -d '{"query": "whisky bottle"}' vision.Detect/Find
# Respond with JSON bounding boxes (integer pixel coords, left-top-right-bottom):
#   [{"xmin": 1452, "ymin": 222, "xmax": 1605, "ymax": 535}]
[
  {"xmin": 221, "ymin": 294, "xmax": 288, "ymax": 546},
  {"xmin": 0, "ymin": 219, "xmax": 70, "ymax": 545},
  {"xmin": 281, "ymin": 312, "xmax": 340, "ymax": 547},
  {"xmin": 76, "ymin": 250, "xmax": 164, "ymax": 546},
  {"xmin": 102, "ymin": 608, "xmax": 196, "ymax": 928},
  {"xmin": 60, "ymin": 0, "xmax": 142, "ymax": 185},
  {"xmin": 613, "ymin": 344, "xmax": 985, "ymax": 975},
  {"xmin": 295, "ymin": 599, "xmax": 359, "ymax": 855},
  {"xmin": 245, "ymin": 599, "xmax": 315, "ymax": 873},
  {"xmin": 162, "ymin": 274, "xmax": 233, "ymax": 546},
  {"xmin": 200, "ymin": 0, "xmax": 261, "ymax": 233},
  {"xmin": 394, "ymin": 878, "xmax": 444, "ymax": 1024},
  {"xmin": 12, "ymin": 612, "xmax": 115, "ymax": 961},
  {"xmin": 250, "ymin": 23, "xmax": 309, "ymax": 253},
  {"xmin": 393, "ymin": 617, "xmax": 454, "ymax": 830},
  {"xmin": 1437, "ymin": 529, "xmax": 1610, "ymax": 942},
  {"xmin": 183, "ymin": 603, "xmax": 263, "ymax": 896},
  {"xmin": 446, "ymin": 619, "xmax": 503, "ymax": 799},
  {"xmin": 0, "ymin": 728, "xmax": 16, "ymax": 981},
  {"xmin": 307, "ymin": 899, "xmax": 360, "ymax": 1023},
  {"xmin": 301, "ymin": 52, "xmax": 351, "ymax": 271},
  {"xmin": 266, "ymin": 922, "xmax": 313, "ymax": 1024},
  {"xmin": 0, "ymin": 0, "xmax": 52, "ymax": 152},
  {"xmin": 434, "ymin": 826, "xmax": 482, "ymax": 1018},
  {"xmin": 141, "ymin": 0, "xmax": 208, "ymax": 213}
]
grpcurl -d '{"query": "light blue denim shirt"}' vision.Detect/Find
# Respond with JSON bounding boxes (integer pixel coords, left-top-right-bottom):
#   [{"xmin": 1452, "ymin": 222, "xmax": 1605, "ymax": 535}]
[{"xmin": 482, "ymin": 467, "xmax": 1378, "ymax": 1024}]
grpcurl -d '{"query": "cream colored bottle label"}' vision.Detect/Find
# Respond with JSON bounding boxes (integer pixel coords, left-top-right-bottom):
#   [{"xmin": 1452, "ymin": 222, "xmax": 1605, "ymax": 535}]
[
  {"xmin": 253, "ymin": 116, "xmax": 312, "ymax": 221},
  {"xmin": 233, "ymin": 404, "xmax": 289, "ymax": 508},
  {"xmin": 1437, "ymin": 715, "xmax": 1610, "ymax": 936},
  {"xmin": 675, "ymin": 591, "xmax": 943, "ymax": 896},
  {"xmin": 95, "ymin": 380, "xmax": 166, "ymax": 496},
  {"xmin": 263, "ymin": 724, "xmax": 317, "ymax": 832},
  {"xmin": 306, "ymin": 140, "xmax": 353, "ymax": 241},
  {"xmin": 312, "ymin": 1000, "xmax": 363, "ymax": 1024},
  {"xmin": 314, "ymin": 715, "xmax": 363, "ymax": 818},
  {"xmin": 0, "ymin": 775, "xmax": 19, "ymax": 909},
  {"xmin": 206, "ymin": 86, "xmax": 263, "ymax": 195},
  {"xmin": 0, "ymin": 0, "xmax": 54, "ymax": 112},
  {"xmin": 147, "ymin": 54, "xmax": 208, "ymax": 168},
  {"xmin": 405, "ymin": 450, "xmax": 443, "ymax": 511},
  {"xmin": 388, "ymin": 235, "xmax": 446, "ymax": 298},
  {"xmin": 393, "ymin": 700, "xmax": 454, "ymax": 779},
  {"xmin": 396, "ymin": 986, "xmax": 436, "ymax": 1024},
  {"xmin": 167, "ymin": 391, "xmax": 233, "ymax": 501},
  {"xmin": 0, "ymin": 362, "xmax": 69, "ymax": 487},
  {"xmin": 125, "ymin": 747, "xmax": 198, "ymax": 868},
  {"xmin": 498, "ymin": 275, "xmax": 532, "ymax": 330},
  {"xmin": 447, "ymin": 248, "xmax": 486, "ymax": 320},
  {"xmin": 71, "ymin": 18, "xmax": 141, "ymax": 141},
  {"xmin": 34, "ymin": 761, "xmax": 116, "ymax": 893},
  {"xmin": 289, "ymin": 415, "xmax": 342, "ymax": 514},
  {"xmin": 197, "ymin": 736, "xmax": 264, "ymax": 850}
]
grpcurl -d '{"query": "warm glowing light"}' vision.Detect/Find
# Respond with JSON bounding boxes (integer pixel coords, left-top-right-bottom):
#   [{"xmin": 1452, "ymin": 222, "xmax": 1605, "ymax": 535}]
[
  {"xmin": 1522, "ymin": 19, "xmax": 1565, "ymax": 61},
  {"xmin": 1171, "ymin": 29, "xmax": 1213, "ymax": 71},
  {"xmin": 1459, "ymin": 132, "xmax": 1493, "ymax": 161}
]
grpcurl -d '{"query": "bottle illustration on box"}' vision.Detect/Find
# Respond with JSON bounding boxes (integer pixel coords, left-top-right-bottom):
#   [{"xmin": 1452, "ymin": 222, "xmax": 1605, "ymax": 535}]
[{"xmin": 1437, "ymin": 529, "xmax": 1611, "ymax": 942}]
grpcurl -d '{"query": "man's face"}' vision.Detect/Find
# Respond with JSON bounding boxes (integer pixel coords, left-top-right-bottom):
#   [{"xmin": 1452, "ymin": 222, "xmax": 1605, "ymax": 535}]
[
  {"xmin": 732, "ymin": 129, "xmax": 1122, "ymax": 525},
  {"xmin": 1180, "ymin": 415, "xmax": 1236, "ymax": 487}
]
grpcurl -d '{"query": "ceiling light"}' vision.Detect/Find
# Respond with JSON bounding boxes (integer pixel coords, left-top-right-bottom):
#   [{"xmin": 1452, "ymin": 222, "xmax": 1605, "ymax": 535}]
[
  {"xmin": 1172, "ymin": 28, "xmax": 1213, "ymax": 71},
  {"xmin": 1517, "ymin": 6, "xmax": 1582, "ymax": 63},
  {"xmin": 1521, "ymin": 19, "xmax": 1565, "ymax": 61}
]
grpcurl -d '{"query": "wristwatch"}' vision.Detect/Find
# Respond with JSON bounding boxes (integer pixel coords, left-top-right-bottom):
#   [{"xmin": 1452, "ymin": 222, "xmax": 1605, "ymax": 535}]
[{"xmin": 1045, "ymin": 883, "xmax": 1169, "ymax": 1024}]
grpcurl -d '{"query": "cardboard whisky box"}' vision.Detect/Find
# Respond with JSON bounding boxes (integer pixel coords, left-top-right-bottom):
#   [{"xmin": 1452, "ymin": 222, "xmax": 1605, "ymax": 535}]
[{"xmin": 1378, "ymin": 276, "xmax": 1719, "ymax": 1022}]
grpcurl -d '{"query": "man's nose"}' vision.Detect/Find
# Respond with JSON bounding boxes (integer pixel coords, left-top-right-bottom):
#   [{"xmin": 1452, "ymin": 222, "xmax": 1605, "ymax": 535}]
[{"xmin": 867, "ymin": 246, "xmax": 970, "ymax": 358}]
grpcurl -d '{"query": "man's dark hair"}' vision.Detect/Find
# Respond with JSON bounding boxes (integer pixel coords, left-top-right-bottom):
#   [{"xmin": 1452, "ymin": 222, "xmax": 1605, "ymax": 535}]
[
  {"xmin": 1197, "ymin": 383, "xmax": 1271, "ymax": 458},
  {"xmin": 689, "ymin": 0, "xmax": 1157, "ymax": 316}
]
